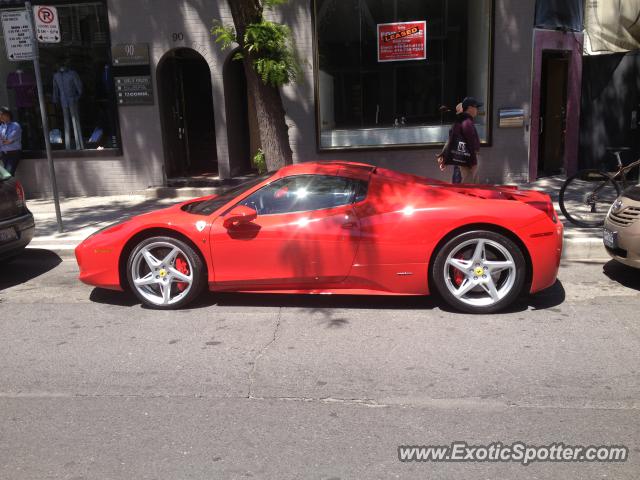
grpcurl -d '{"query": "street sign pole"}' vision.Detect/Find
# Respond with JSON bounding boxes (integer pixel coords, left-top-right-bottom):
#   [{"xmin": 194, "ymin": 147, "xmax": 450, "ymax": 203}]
[{"xmin": 25, "ymin": 1, "xmax": 62, "ymax": 232}]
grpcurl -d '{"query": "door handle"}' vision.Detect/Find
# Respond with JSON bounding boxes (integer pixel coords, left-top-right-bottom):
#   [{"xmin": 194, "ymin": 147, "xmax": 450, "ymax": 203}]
[{"xmin": 341, "ymin": 222, "xmax": 357, "ymax": 229}]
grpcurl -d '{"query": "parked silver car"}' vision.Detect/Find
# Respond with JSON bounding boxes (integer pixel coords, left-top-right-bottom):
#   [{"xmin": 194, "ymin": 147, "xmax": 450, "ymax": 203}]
[{"xmin": 603, "ymin": 185, "xmax": 640, "ymax": 268}]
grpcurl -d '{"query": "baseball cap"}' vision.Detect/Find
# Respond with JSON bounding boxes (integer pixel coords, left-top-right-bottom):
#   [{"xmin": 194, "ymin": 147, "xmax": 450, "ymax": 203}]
[{"xmin": 462, "ymin": 97, "xmax": 484, "ymax": 110}]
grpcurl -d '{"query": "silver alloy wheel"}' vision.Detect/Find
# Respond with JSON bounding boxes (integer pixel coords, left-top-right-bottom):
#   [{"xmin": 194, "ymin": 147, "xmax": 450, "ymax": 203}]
[
  {"xmin": 443, "ymin": 238, "xmax": 517, "ymax": 308},
  {"xmin": 130, "ymin": 241, "xmax": 194, "ymax": 306}
]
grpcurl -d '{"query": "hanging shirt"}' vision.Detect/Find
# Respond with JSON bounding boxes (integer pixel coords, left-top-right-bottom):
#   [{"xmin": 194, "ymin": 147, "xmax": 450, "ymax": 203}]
[
  {"xmin": 0, "ymin": 122, "xmax": 23, "ymax": 152},
  {"xmin": 6, "ymin": 71, "xmax": 37, "ymax": 109},
  {"xmin": 52, "ymin": 69, "xmax": 83, "ymax": 107}
]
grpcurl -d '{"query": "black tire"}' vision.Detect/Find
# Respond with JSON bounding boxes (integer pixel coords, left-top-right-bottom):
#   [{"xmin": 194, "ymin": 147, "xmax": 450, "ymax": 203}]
[
  {"xmin": 431, "ymin": 230, "xmax": 527, "ymax": 314},
  {"xmin": 126, "ymin": 235, "xmax": 205, "ymax": 309},
  {"xmin": 559, "ymin": 170, "xmax": 620, "ymax": 228}
]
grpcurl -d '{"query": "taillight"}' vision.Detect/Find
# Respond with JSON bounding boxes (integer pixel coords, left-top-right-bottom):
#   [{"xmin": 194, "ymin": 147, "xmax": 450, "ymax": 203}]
[
  {"xmin": 15, "ymin": 181, "xmax": 25, "ymax": 208},
  {"xmin": 529, "ymin": 200, "xmax": 557, "ymax": 223}
]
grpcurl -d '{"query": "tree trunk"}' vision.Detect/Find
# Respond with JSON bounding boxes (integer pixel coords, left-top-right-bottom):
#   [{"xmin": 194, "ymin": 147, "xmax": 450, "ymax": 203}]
[{"xmin": 227, "ymin": 0, "xmax": 294, "ymax": 171}]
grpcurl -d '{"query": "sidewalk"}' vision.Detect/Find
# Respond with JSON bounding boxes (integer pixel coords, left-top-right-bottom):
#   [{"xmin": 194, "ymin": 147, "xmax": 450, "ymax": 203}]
[
  {"xmin": 523, "ymin": 175, "xmax": 608, "ymax": 261},
  {"xmin": 27, "ymin": 194, "xmax": 179, "ymax": 257},
  {"xmin": 25, "ymin": 176, "xmax": 607, "ymax": 260}
]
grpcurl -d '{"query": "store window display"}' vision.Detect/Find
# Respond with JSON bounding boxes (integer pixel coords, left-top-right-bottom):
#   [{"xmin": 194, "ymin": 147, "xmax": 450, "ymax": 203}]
[
  {"xmin": 0, "ymin": 1, "xmax": 119, "ymax": 153},
  {"xmin": 314, "ymin": 0, "xmax": 492, "ymax": 150},
  {"xmin": 53, "ymin": 65, "xmax": 84, "ymax": 150}
]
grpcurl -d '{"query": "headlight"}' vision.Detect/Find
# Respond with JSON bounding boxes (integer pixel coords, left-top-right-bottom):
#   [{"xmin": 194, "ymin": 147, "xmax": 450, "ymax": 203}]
[
  {"xmin": 86, "ymin": 218, "xmax": 130, "ymax": 239},
  {"xmin": 608, "ymin": 198, "xmax": 623, "ymax": 217}
]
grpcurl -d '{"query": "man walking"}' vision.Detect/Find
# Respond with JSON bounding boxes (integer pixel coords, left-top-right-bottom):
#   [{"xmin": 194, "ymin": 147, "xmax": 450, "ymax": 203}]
[
  {"xmin": 0, "ymin": 106, "xmax": 22, "ymax": 176},
  {"xmin": 455, "ymin": 97, "xmax": 482, "ymax": 184},
  {"xmin": 437, "ymin": 103, "xmax": 464, "ymax": 183}
]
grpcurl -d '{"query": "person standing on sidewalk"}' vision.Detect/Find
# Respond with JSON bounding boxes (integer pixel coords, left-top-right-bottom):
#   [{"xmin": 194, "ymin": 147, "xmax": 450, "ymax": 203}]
[
  {"xmin": 437, "ymin": 103, "xmax": 464, "ymax": 183},
  {"xmin": 455, "ymin": 96, "xmax": 482, "ymax": 184},
  {"xmin": 0, "ymin": 106, "xmax": 23, "ymax": 176}
]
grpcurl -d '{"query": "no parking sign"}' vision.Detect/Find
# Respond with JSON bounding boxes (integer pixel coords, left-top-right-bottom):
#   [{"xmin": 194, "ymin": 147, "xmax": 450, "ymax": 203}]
[{"xmin": 33, "ymin": 5, "xmax": 60, "ymax": 43}]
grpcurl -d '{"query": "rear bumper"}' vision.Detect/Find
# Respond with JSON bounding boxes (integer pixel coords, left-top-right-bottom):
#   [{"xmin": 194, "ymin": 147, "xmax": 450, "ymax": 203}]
[
  {"xmin": 527, "ymin": 219, "xmax": 564, "ymax": 294},
  {"xmin": 0, "ymin": 211, "xmax": 35, "ymax": 260}
]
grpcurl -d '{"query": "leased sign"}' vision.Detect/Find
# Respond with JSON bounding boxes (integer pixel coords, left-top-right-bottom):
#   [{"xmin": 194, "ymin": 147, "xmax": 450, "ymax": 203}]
[{"xmin": 377, "ymin": 21, "xmax": 426, "ymax": 63}]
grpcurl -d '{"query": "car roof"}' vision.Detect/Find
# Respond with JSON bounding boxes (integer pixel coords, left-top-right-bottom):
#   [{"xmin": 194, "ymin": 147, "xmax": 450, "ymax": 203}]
[{"xmin": 278, "ymin": 161, "xmax": 376, "ymax": 181}]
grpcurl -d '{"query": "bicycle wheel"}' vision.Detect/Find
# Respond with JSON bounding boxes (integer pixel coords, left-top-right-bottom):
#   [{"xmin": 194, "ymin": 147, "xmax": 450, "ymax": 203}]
[{"xmin": 559, "ymin": 170, "xmax": 621, "ymax": 227}]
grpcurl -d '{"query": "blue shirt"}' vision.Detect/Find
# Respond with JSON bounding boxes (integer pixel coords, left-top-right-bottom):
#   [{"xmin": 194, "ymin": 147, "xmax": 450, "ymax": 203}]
[
  {"xmin": 0, "ymin": 121, "xmax": 22, "ymax": 152},
  {"xmin": 52, "ymin": 69, "xmax": 83, "ymax": 107}
]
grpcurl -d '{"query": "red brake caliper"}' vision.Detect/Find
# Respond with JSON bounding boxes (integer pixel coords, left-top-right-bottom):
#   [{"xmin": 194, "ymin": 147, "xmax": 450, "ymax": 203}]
[
  {"xmin": 452, "ymin": 253, "xmax": 465, "ymax": 287},
  {"xmin": 175, "ymin": 257, "xmax": 189, "ymax": 292}
]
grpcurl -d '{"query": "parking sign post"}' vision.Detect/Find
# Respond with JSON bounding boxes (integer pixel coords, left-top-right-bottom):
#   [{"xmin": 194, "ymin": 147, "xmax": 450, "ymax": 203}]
[{"xmin": 25, "ymin": 1, "xmax": 63, "ymax": 233}]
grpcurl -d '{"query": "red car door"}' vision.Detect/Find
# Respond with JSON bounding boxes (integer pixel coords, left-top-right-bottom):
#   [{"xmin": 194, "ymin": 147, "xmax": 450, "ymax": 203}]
[{"xmin": 209, "ymin": 175, "xmax": 362, "ymax": 288}]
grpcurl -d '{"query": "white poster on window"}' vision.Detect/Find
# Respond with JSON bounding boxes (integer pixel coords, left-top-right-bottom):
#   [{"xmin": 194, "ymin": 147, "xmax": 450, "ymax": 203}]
[{"xmin": 1, "ymin": 10, "xmax": 34, "ymax": 61}]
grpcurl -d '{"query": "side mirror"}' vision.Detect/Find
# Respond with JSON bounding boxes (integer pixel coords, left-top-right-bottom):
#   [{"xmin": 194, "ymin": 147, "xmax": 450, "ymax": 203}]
[{"xmin": 223, "ymin": 205, "xmax": 258, "ymax": 229}]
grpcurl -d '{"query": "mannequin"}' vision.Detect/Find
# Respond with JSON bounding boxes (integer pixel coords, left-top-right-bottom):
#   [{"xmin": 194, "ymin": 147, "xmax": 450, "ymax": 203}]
[
  {"xmin": 7, "ymin": 69, "xmax": 37, "ymax": 149},
  {"xmin": 52, "ymin": 65, "xmax": 84, "ymax": 150}
]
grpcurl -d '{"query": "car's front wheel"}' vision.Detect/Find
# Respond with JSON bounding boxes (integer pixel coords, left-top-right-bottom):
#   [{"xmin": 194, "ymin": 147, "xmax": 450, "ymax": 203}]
[
  {"xmin": 432, "ymin": 230, "xmax": 527, "ymax": 314},
  {"xmin": 126, "ymin": 236, "xmax": 205, "ymax": 309}
]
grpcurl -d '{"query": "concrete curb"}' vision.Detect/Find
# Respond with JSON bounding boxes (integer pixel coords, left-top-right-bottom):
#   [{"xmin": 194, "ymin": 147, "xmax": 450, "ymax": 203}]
[{"xmin": 561, "ymin": 237, "xmax": 609, "ymax": 261}]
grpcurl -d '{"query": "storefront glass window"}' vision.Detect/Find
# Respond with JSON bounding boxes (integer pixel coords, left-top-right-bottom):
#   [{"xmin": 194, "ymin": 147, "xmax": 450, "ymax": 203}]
[
  {"xmin": 0, "ymin": 1, "xmax": 119, "ymax": 153},
  {"xmin": 314, "ymin": 0, "xmax": 492, "ymax": 150}
]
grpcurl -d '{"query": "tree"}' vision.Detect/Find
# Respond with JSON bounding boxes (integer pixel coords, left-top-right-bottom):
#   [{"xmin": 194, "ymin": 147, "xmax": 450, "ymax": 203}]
[{"xmin": 212, "ymin": 0, "xmax": 299, "ymax": 172}]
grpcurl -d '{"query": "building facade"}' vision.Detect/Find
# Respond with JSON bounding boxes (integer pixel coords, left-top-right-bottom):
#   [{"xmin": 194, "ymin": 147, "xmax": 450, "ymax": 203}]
[{"xmin": 0, "ymin": 0, "xmax": 558, "ymax": 197}]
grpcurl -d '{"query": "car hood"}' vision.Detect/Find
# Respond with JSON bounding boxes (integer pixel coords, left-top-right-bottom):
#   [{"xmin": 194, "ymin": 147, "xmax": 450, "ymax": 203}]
[{"xmin": 622, "ymin": 185, "xmax": 640, "ymax": 201}]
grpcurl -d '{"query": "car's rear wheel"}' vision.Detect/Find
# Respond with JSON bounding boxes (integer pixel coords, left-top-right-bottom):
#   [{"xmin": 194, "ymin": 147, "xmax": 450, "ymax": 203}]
[
  {"xmin": 432, "ymin": 230, "xmax": 526, "ymax": 314},
  {"xmin": 126, "ymin": 236, "xmax": 205, "ymax": 309}
]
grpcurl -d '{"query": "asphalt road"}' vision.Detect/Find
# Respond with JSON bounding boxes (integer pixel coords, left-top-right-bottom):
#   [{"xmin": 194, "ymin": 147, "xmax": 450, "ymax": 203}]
[{"xmin": 1, "ymin": 249, "xmax": 639, "ymax": 479}]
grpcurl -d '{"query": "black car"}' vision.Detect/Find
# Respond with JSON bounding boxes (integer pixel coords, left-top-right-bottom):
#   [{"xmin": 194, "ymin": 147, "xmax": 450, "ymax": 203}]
[{"xmin": 0, "ymin": 164, "xmax": 35, "ymax": 261}]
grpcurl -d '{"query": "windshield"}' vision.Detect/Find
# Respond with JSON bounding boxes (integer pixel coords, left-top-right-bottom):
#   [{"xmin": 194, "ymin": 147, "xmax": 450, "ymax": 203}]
[
  {"xmin": 0, "ymin": 164, "xmax": 11, "ymax": 181},
  {"xmin": 187, "ymin": 173, "xmax": 274, "ymax": 215}
]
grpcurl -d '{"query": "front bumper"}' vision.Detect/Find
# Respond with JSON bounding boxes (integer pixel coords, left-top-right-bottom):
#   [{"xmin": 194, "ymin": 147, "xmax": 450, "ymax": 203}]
[
  {"xmin": 0, "ymin": 211, "xmax": 35, "ymax": 260},
  {"xmin": 604, "ymin": 212, "xmax": 640, "ymax": 269},
  {"xmin": 75, "ymin": 234, "xmax": 124, "ymax": 291}
]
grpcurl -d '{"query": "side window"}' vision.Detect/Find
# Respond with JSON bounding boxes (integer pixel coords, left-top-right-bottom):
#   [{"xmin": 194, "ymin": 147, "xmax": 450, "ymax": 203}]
[
  {"xmin": 353, "ymin": 180, "xmax": 368, "ymax": 203},
  {"xmin": 240, "ymin": 175, "xmax": 365, "ymax": 215}
]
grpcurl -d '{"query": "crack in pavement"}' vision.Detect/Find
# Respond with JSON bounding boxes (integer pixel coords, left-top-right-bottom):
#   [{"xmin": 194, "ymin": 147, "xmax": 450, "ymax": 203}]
[
  {"xmin": 248, "ymin": 308, "xmax": 282, "ymax": 399},
  {"xmin": 1, "ymin": 393, "xmax": 640, "ymax": 412}
]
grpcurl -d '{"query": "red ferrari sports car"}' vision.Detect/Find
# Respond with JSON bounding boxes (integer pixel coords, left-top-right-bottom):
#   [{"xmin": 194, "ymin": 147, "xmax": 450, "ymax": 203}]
[{"xmin": 75, "ymin": 161, "xmax": 563, "ymax": 313}]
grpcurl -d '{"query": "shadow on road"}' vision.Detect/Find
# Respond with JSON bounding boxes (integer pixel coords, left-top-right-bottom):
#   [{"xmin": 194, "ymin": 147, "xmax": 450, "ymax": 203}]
[
  {"xmin": 89, "ymin": 281, "xmax": 566, "ymax": 317},
  {"xmin": 0, "ymin": 249, "xmax": 62, "ymax": 291},
  {"xmin": 89, "ymin": 287, "xmax": 139, "ymax": 307},
  {"xmin": 602, "ymin": 260, "xmax": 640, "ymax": 290},
  {"xmin": 433, "ymin": 280, "xmax": 566, "ymax": 315},
  {"xmin": 517, "ymin": 280, "xmax": 566, "ymax": 312},
  {"xmin": 211, "ymin": 292, "xmax": 438, "ymax": 310}
]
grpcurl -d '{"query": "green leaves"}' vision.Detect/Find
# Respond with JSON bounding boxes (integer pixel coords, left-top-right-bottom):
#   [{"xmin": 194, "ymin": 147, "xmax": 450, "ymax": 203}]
[
  {"xmin": 210, "ymin": 21, "xmax": 237, "ymax": 51},
  {"xmin": 244, "ymin": 20, "xmax": 299, "ymax": 86},
  {"xmin": 253, "ymin": 148, "xmax": 267, "ymax": 174},
  {"xmin": 211, "ymin": 2, "xmax": 300, "ymax": 88}
]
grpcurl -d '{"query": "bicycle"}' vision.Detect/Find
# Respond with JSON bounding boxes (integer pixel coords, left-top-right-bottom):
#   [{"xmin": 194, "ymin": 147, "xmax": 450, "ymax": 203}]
[{"xmin": 559, "ymin": 147, "xmax": 640, "ymax": 228}]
